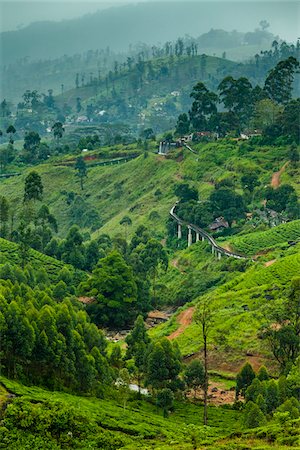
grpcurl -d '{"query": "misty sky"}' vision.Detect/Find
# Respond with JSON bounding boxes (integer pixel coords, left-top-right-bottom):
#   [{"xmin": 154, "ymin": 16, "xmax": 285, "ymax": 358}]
[{"xmin": 0, "ymin": 0, "xmax": 299, "ymax": 42}]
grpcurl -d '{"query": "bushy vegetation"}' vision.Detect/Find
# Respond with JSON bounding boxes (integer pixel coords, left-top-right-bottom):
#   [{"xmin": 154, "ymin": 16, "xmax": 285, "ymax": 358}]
[
  {"xmin": 236, "ymin": 362, "xmax": 300, "ymax": 436},
  {"xmin": 230, "ymin": 220, "xmax": 300, "ymax": 255},
  {"xmin": 0, "ymin": 44, "xmax": 299, "ymax": 449}
]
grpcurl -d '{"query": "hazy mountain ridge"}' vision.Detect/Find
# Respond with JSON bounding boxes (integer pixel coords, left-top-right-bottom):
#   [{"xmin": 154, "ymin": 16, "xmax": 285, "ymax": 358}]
[{"xmin": 0, "ymin": 1, "xmax": 286, "ymax": 65}]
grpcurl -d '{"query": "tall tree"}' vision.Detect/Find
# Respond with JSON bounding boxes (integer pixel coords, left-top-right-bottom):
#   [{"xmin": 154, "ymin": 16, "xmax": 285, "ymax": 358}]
[
  {"xmin": 264, "ymin": 57, "xmax": 300, "ymax": 104},
  {"xmin": 146, "ymin": 338, "xmax": 181, "ymax": 391},
  {"xmin": 189, "ymin": 82, "xmax": 218, "ymax": 131},
  {"xmin": 24, "ymin": 171, "xmax": 43, "ymax": 202},
  {"xmin": 157, "ymin": 388, "xmax": 174, "ymax": 418},
  {"xmin": 0, "ymin": 196, "xmax": 9, "ymax": 237},
  {"xmin": 175, "ymin": 113, "xmax": 190, "ymax": 136},
  {"xmin": 52, "ymin": 122, "xmax": 64, "ymax": 145},
  {"xmin": 75, "ymin": 156, "xmax": 87, "ymax": 190},
  {"xmin": 195, "ymin": 298, "xmax": 213, "ymax": 425},
  {"xmin": 236, "ymin": 362, "xmax": 256, "ymax": 399},
  {"xmin": 84, "ymin": 250, "xmax": 138, "ymax": 328},
  {"xmin": 125, "ymin": 315, "xmax": 150, "ymax": 394},
  {"xmin": 218, "ymin": 76, "xmax": 253, "ymax": 126},
  {"xmin": 184, "ymin": 359, "xmax": 205, "ymax": 399},
  {"xmin": 6, "ymin": 125, "xmax": 16, "ymax": 144},
  {"xmin": 23, "ymin": 131, "xmax": 41, "ymax": 162}
]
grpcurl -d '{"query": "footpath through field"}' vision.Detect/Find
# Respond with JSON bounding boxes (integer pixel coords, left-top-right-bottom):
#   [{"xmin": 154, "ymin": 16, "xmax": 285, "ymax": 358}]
[
  {"xmin": 168, "ymin": 306, "xmax": 195, "ymax": 340},
  {"xmin": 271, "ymin": 161, "xmax": 289, "ymax": 188}
]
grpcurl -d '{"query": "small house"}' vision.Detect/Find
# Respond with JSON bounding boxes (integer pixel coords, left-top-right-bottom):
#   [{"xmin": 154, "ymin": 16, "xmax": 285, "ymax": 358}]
[{"xmin": 209, "ymin": 217, "xmax": 229, "ymax": 231}]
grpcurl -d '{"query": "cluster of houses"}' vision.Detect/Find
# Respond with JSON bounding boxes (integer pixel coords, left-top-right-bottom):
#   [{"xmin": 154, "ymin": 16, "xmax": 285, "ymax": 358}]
[{"xmin": 159, "ymin": 129, "xmax": 262, "ymax": 155}]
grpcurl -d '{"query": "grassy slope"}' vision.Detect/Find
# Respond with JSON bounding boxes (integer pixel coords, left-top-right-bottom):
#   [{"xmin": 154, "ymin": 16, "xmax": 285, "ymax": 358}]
[
  {"xmin": 0, "ymin": 141, "xmax": 299, "ymax": 370},
  {"xmin": 228, "ymin": 220, "xmax": 300, "ymax": 256},
  {"xmin": 0, "ymin": 376, "xmax": 241, "ymax": 449},
  {"xmin": 151, "ymin": 245, "xmax": 300, "ymax": 371},
  {"xmin": 1, "ymin": 376, "xmax": 298, "ymax": 450},
  {"xmin": 1, "ymin": 141, "xmax": 298, "ymax": 241},
  {"xmin": 0, "ymin": 237, "xmax": 78, "ymax": 282},
  {"xmin": 0, "ymin": 151, "xmax": 186, "ymax": 239}
]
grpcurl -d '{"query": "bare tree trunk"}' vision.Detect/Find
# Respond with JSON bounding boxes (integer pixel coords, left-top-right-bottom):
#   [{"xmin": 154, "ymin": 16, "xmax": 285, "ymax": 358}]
[{"xmin": 203, "ymin": 331, "xmax": 208, "ymax": 425}]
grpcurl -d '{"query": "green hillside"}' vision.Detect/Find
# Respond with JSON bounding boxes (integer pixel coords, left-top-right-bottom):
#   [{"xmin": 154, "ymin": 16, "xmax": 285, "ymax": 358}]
[
  {"xmin": 1, "ymin": 376, "xmax": 298, "ymax": 450},
  {"xmin": 151, "ymin": 247, "xmax": 300, "ymax": 364},
  {"xmin": 229, "ymin": 220, "xmax": 300, "ymax": 256},
  {"xmin": 1, "ymin": 6, "xmax": 300, "ymax": 448},
  {"xmin": 0, "ymin": 140, "xmax": 297, "ymax": 240},
  {"xmin": 0, "ymin": 237, "xmax": 83, "ymax": 284}
]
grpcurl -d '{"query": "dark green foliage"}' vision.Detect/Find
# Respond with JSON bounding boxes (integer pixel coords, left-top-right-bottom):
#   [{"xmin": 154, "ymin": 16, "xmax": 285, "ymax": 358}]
[
  {"xmin": 52, "ymin": 122, "xmax": 65, "ymax": 144},
  {"xmin": 280, "ymin": 99, "xmax": 300, "ymax": 144},
  {"xmin": 176, "ymin": 200, "xmax": 213, "ymax": 229},
  {"xmin": 257, "ymin": 366, "xmax": 269, "ymax": 381},
  {"xmin": 125, "ymin": 315, "xmax": 150, "ymax": 391},
  {"xmin": 236, "ymin": 363, "xmax": 256, "ymax": 398},
  {"xmin": 22, "ymin": 131, "xmax": 41, "ymax": 163},
  {"xmin": 289, "ymin": 143, "xmax": 299, "ymax": 167},
  {"xmin": 189, "ymin": 82, "xmax": 218, "ymax": 131},
  {"xmin": 265, "ymin": 380, "xmax": 280, "ymax": 413},
  {"xmin": 74, "ymin": 156, "xmax": 87, "ymax": 190},
  {"xmin": 262, "ymin": 277, "xmax": 300, "ymax": 372},
  {"xmin": 23, "ymin": 171, "xmax": 43, "ymax": 202},
  {"xmin": 210, "ymin": 188, "xmax": 246, "ymax": 226},
  {"xmin": 256, "ymin": 393, "xmax": 267, "ymax": 414},
  {"xmin": 126, "ymin": 315, "xmax": 150, "ymax": 360},
  {"xmin": 6, "ymin": 125, "xmax": 16, "ymax": 144},
  {"xmin": 156, "ymin": 388, "xmax": 174, "ymax": 418},
  {"xmin": 52, "ymin": 280, "xmax": 68, "ymax": 300},
  {"xmin": 245, "ymin": 378, "xmax": 264, "ymax": 403},
  {"xmin": 265, "ymin": 184, "xmax": 298, "ymax": 216},
  {"xmin": 174, "ymin": 183, "xmax": 198, "ymax": 202},
  {"xmin": 218, "ymin": 76, "xmax": 254, "ymax": 126},
  {"xmin": 184, "ymin": 359, "xmax": 205, "ymax": 397},
  {"xmin": 146, "ymin": 338, "xmax": 181, "ymax": 390},
  {"xmin": 278, "ymin": 375, "xmax": 288, "ymax": 404},
  {"xmin": 175, "ymin": 113, "xmax": 190, "ymax": 135},
  {"xmin": 84, "ymin": 241, "xmax": 100, "ymax": 272},
  {"xmin": 0, "ymin": 270, "xmax": 110, "ymax": 392},
  {"xmin": 264, "ymin": 57, "xmax": 300, "ymax": 104},
  {"xmin": 241, "ymin": 171, "xmax": 260, "ymax": 194},
  {"xmin": 243, "ymin": 401, "xmax": 266, "ymax": 428},
  {"xmin": 83, "ymin": 250, "xmax": 138, "ymax": 328},
  {"xmin": 109, "ymin": 345, "xmax": 123, "ymax": 370},
  {"xmin": 60, "ymin": 226, "xmax": 86, "ymax": 269},
  {"xmin": 0, "ymin": 196, "xmax": 9, "ymax": 238}
]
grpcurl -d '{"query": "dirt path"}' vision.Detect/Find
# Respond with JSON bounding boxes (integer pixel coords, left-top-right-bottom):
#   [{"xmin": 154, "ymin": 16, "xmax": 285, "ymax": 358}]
[
  {"xmin": 264, "ymin": 259, "xmax": 276, "ymax": 267},
  {"xmin": 271, "ymin": 162, "xmax": 289, "ymax": 188},
  {"xmin": 168, "ymin": 306, "xmax": 195, "ymax": 340}
]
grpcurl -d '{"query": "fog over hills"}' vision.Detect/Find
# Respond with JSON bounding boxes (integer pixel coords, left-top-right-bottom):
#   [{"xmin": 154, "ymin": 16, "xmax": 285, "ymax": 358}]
[{"xmin": 0, "ymin": 1, "xmax": 298, "ymax": 64}]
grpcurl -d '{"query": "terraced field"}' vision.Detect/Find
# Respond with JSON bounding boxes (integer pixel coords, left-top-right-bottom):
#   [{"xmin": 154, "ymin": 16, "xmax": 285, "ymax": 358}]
[
  {"xmin": 153, "ymin": 250, "xmax": 300, "ymax": 361},
  {"xmin": 229, "ymin": 220, "xmax": 300, "ymax": 256},
  {"xmin": 0, "ymin": 238, "xmax": 77, "ymax": 282}
]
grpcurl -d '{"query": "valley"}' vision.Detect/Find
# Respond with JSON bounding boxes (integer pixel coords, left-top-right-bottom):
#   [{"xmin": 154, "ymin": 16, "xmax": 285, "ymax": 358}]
[{"xmin": 0, "ymin": 4, "xmax": 299, "ymax": 448}]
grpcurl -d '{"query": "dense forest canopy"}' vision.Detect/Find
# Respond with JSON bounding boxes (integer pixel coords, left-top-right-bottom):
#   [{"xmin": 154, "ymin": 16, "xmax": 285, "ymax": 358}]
[{"xmin": 0, "ymin": 3, "xmax": 299, "ymax": 449}]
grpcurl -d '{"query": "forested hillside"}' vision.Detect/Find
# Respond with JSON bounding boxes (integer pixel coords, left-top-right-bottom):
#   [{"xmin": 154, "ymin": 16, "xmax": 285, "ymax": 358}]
[{"xmin": 0, "ymin": 24, "xmax": 299, "ymax": 449}]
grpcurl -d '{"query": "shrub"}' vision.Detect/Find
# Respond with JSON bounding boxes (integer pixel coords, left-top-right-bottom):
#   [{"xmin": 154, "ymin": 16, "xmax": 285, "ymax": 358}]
[{"xmin": 243, "ymin": 401, "xmax": 266, "ymax": 428}]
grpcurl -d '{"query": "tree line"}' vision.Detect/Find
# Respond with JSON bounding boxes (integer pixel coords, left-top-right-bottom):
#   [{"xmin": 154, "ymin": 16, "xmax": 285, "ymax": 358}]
[{"xmin": 175, "ymin": 57, "xmax": 300, "ymax": 144}]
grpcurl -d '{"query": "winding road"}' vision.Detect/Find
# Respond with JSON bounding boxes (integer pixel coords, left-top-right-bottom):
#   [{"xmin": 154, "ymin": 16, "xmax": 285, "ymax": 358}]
[{"xmin": 170, "ymin": 203, "xmax": 247, "ymax": 260}]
